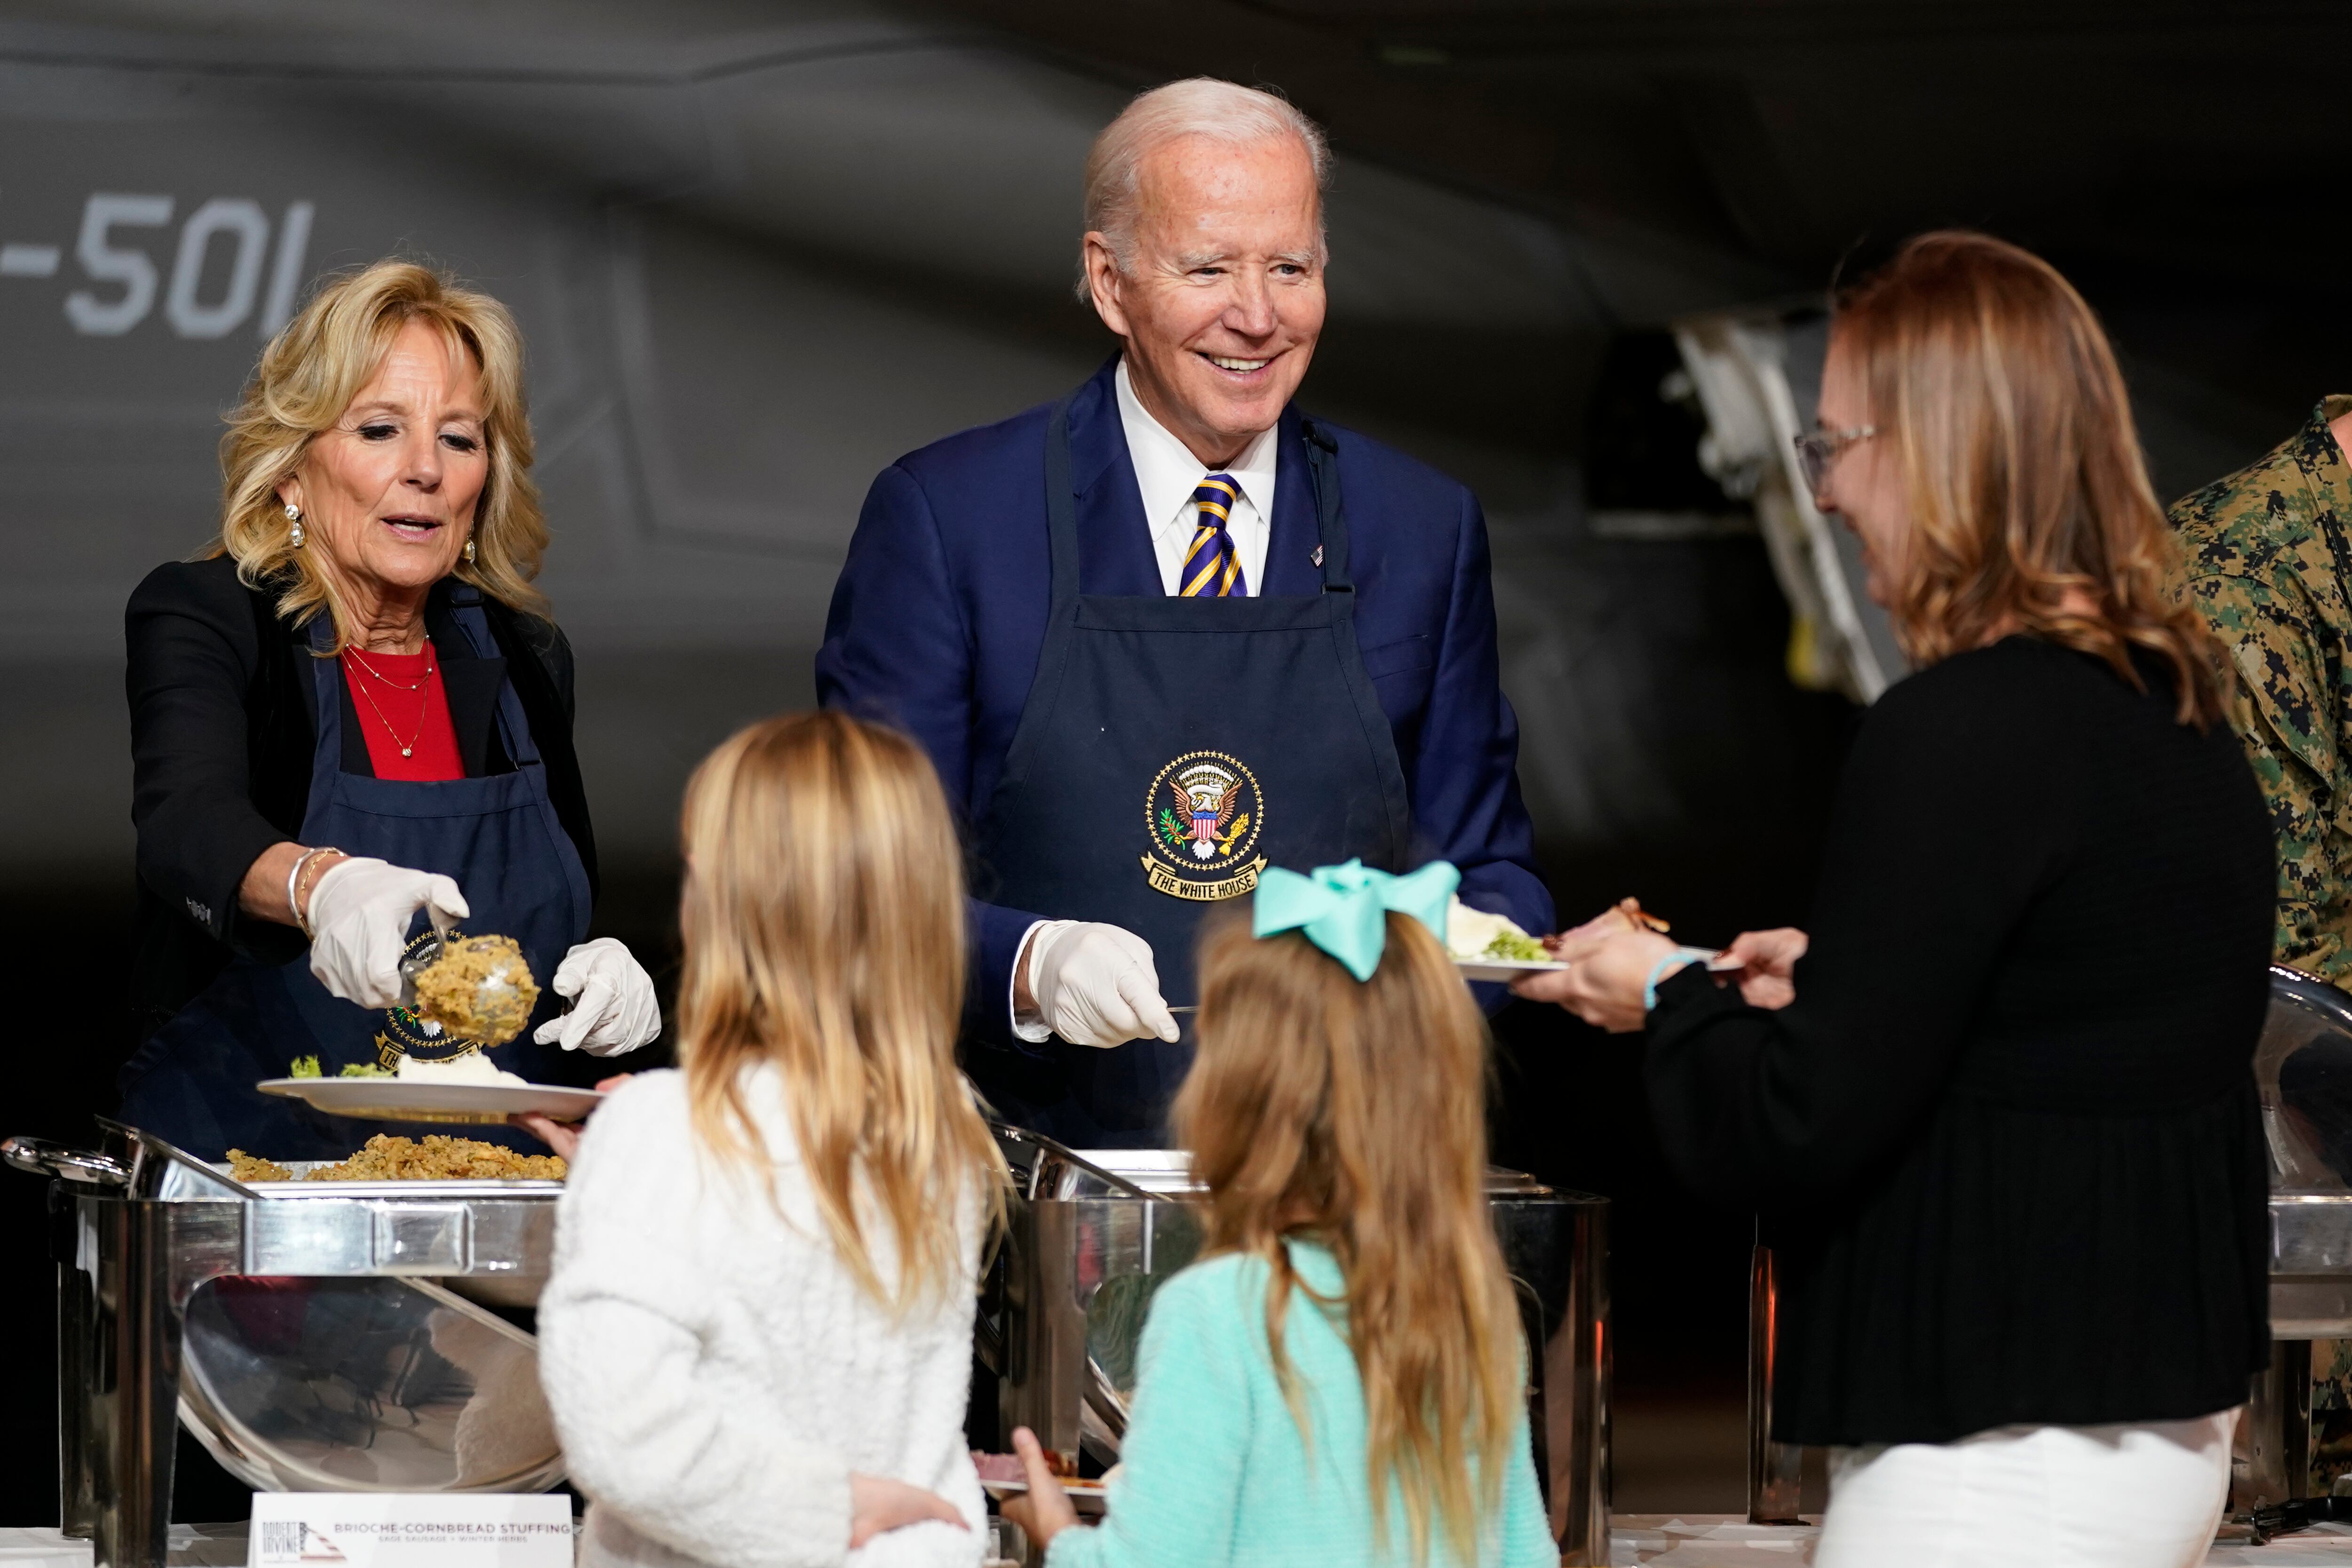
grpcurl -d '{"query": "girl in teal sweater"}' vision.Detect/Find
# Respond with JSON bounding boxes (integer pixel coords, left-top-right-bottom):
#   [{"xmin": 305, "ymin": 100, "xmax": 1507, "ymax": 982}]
[{"xmin": 1002, "ymin": 860, "xmax": 1557, "ymax": 1568}]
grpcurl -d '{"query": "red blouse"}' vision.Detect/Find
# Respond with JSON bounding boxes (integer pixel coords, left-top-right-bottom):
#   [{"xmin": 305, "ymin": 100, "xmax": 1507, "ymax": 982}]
[{"xmin": 340, "ymin": 646, "xmax": 463, "ymax": 781}]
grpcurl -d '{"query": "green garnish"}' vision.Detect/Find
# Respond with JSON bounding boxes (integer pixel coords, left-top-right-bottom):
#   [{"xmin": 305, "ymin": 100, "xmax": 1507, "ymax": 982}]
[
  {"xmin": 1482, "ymin": 932, "xmax": 1549, "ymax": 963},
  {"xmin": 287, "ymin": 1055, "xmax": 390, "ymax": 1078}
]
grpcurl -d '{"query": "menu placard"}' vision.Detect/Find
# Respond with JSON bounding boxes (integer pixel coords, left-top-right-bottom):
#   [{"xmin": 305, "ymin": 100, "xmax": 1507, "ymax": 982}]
[{"xmin": 247, "ymin": 1493, "xmax": 573, "ymax": 1566}]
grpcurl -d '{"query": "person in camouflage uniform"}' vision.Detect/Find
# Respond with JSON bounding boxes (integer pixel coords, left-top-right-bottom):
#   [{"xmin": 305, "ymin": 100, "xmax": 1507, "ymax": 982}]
[
  {"xmin": 2176, "ymin": 398, "xmax": 2352, "ymax": 1489},
  {"xmin": 2173, "ymin": 396, "xmax": 2352, "ymax": 989}
]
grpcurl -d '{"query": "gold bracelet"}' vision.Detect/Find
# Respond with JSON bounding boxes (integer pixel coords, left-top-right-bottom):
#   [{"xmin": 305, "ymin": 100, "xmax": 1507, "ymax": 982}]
[{"xmin": 293, "ymin": 846, "xmax": 344, "ymax": 939}]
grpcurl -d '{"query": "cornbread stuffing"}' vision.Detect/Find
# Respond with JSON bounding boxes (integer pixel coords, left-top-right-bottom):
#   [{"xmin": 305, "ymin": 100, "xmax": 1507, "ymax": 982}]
[{"xmin": 225, "ymin": 1134, "xmax": 564, "ymax": 1183}]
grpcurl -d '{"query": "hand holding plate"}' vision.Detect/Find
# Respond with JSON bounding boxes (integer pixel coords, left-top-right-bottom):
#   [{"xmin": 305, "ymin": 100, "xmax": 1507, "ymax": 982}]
[{"xmin": 997, "ymin": 1427, "xmax": 1082, "ymax": 1548}]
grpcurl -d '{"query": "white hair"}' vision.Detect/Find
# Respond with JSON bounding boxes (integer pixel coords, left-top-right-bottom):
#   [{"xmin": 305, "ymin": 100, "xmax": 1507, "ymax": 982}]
[{"xmin": 1078, "ymin": 77, "xmax": 1332, "ymax": 301}]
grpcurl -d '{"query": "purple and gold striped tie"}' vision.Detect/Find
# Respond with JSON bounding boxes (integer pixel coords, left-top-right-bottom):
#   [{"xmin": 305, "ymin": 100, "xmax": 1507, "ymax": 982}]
[{"xmin": 1180, "ymin": 475, "xmax": 1247, "ymax": 597}]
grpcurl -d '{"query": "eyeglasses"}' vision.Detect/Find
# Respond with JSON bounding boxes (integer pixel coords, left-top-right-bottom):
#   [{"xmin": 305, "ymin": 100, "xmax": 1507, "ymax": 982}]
[{"xmin": 1793, "ymin": 423, "xmax": 1877, "ymax": 496}]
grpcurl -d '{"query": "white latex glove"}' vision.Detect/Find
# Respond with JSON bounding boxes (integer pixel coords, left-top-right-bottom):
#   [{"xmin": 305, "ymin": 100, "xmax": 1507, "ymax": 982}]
[
  {"xmin": 1028, "ymin": 921, "xmax": 1180, "ymax": 1049},
  {"xmin": 305, "ymin": 857, "xmax": 468, "ymax": 1009},
  {"xmin": 532, "ymin": 938, "xmax": 661, "ymax": 1056}
]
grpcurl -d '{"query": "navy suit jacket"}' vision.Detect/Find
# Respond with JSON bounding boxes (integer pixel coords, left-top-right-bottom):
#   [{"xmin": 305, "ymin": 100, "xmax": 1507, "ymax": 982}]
[{"xmin": 817, "ymin": 359, "xmax": 1552, "ymax": 1045}]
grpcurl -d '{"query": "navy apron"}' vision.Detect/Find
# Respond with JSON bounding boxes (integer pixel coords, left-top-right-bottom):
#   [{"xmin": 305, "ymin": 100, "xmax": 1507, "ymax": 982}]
[
  {"xmin": 118, "ymin": 588, "xmax": 595, "ymax": 1162},
  {"xmin": 969, "ymin": 399, "xmax": 1413, "ymax": 1146}
]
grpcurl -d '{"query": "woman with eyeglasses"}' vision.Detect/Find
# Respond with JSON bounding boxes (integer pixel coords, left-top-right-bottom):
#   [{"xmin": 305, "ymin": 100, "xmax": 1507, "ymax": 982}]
[{"xmin": 1516, "ymin": 232, "xmax": 2273, "ymax": 1566}]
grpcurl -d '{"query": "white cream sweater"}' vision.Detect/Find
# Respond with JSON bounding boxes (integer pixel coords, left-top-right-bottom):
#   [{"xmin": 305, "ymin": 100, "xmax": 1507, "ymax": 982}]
[{"xmin": 538, "ymin": 1067, "xmax": 986, "ymax": 1568}]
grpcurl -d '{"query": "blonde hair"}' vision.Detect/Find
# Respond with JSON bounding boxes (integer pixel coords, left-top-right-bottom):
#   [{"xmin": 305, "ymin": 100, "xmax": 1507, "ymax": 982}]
[
  {"xmin": 1176, "ymin": 913, "xmax": 1522, "ymax": 1567},
  {"xmin": 1079, "ymin": 77, "xmax": 1332, "ymax": 299},
  {"xmin": 210, "ymin": 259, "xmax": 549, "ymax": 652},
  {"xmin": 674, "ymin": 711, "xmax": 1005, "ymax": 1310},
  {"xmin": 1832, "ymin": 231, "xmax": 2226, "ymax": 724}
]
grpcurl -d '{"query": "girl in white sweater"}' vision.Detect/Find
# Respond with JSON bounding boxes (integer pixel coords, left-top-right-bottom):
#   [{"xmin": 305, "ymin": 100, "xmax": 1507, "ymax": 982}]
[{"xmin": 539, "ymin": 712, "xmax": 1006, "ymax": 1568}]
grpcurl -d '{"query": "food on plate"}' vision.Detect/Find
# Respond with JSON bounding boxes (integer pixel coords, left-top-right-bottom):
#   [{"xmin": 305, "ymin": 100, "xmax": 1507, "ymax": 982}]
[
  {"xmin": 973, "ymin": 1447, "xmax": 1081, "ymax": 1481},
  {"xmin": 972, "ymin": 1452, "xmax": 1027, "ymax": 1484},
  {"xmin": 302, "ymin": 1133, "xmax": 565, "ymax": 1182},
  {"xmin": 411, "ymin": 934, "xmax": 540, "ymax": 1046},
  {"xmin": 1481, "ymin": 929, "xmax": 1549, "ymax": 962},
  {"xmin": 287, "ymin": 1055, "xmax": 391, "ymax": 1079},
  {"xmin": 394, "ymin": 1051, "xmax": 529, "ymax": 1087},
  {"xmin": 1443, "ymin": 898, "xmax": 1551, "ymax": 964},
  {"xmin": 226, "ymin": 1149, "xmax": 293, "ymax": 1183}
]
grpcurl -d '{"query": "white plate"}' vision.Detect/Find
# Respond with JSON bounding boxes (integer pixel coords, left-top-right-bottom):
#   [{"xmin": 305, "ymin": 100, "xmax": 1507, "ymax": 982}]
[
  {"xmin": 1458, "ymin": 951, "xmax": 1743, "ymax": 984},
  {"xmin": 979, "ymin": 1478, "xmax": 1110, "ymax": 1516},
  {"xmin": 1455, "ymin": 957, "xmax": 1568, "ymax": 983},
  {"xmin": 257, "ymin": 1077, "xmax": 604, "ymax": 1124}
]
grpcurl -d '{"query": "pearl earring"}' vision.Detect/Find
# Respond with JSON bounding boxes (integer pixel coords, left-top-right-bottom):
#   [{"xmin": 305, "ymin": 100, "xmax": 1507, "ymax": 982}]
[
  {"xmin": 464, "ymin": 538, "xmax": 477, "ymax": 565},
  {"xmin": 284, "ymin": 502, "xmax": 304, "ymax": 549}
]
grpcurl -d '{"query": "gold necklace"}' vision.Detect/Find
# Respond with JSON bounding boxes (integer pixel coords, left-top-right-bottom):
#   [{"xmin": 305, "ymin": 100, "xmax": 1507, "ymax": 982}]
[
  {"xmin": 343, "ymin": 645, "xmax": 432, "ymax": 691},
  {"xmin": 344, "ymin": 651, "xmax": 437, "ymax": 759}
]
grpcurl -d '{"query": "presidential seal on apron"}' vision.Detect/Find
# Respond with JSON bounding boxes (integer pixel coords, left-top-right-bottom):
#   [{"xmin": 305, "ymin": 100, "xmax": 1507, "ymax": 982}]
[{"xmin": 1143, "ymin": 751, "xmax": 1266, "ymax": 900}]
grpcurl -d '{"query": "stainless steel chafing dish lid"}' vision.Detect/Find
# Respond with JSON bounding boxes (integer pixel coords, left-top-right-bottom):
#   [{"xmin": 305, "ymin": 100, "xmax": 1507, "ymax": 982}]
[
  {"xmin": 2253, "ymin": 968, "xmax": 2352, "ymax": 1339},
  {"xmin": 2262, "ymin": 966, "xmax": 2352, "ymax": 1194}
]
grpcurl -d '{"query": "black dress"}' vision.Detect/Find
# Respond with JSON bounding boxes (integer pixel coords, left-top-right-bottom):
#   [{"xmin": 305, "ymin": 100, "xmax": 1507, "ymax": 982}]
[{"xmin": 1646, "ymin": 635, "xmax": 2275, "ymax": 1446}]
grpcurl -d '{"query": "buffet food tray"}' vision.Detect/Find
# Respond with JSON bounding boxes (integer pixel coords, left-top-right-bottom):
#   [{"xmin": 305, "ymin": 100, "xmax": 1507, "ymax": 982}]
[
  {"xmin": 235, "ymin": 1180, "xmax": 563, "ymax": 1199},
  {"xmin": 228, "ymin": 1159, "xmax": 564, "ymax": 1202}
]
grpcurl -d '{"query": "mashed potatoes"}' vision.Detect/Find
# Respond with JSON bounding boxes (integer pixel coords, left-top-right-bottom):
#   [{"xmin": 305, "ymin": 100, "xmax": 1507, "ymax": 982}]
[{"xmin": 396, "ymin": 1051, "xmax": 528, "ymax": 1087}]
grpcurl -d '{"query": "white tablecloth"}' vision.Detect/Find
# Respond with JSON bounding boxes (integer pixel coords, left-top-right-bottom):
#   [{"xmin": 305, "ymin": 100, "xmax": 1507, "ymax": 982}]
[{"xmin": 0, "ymin": 1524, "xmax": 245, "ymax": 1566}]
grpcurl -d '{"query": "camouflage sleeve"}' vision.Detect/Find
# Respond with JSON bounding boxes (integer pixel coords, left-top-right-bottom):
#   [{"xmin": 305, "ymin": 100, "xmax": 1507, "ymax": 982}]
[{"xmin": 2184, "ymin": 571, "xmax": 2346, "ymax": 982}]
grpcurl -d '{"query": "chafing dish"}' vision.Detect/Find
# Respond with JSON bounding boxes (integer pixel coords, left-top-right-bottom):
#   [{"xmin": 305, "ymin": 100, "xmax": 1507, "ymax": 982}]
[
  {"xmin": 2234, "ymin": 965, "xmax": 2352, "ymax": 1519},
  {"xmin": 979, "ymin": 1124, "xmax": 1611, "ymax": 1565},
  {"xmin": 5, "ymin": 1120, "xmax": 564, "ymax": 1568}
]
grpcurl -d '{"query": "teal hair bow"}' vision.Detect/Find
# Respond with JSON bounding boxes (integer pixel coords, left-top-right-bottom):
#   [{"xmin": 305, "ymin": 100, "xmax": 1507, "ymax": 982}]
[{"xmin": 1252, "ymin": 858, "xmax": 1462, "ymax": 981}]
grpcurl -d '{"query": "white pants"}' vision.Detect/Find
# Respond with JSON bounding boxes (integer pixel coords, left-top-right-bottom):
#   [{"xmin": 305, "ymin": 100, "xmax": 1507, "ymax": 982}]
[{"xmin": 1812, "ymin": 1409, "xmax": 2239, "ymax": 1568}]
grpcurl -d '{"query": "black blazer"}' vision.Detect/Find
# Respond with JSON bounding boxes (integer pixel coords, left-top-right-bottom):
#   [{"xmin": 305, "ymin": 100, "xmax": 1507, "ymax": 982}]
[
  {"xmin": 1644, "ymin": 638, "xmax": 2273, "ymax": 1444},
  {"xmin": 125, "ymin": 555, "xmax": 598, "ymax": 1040}
]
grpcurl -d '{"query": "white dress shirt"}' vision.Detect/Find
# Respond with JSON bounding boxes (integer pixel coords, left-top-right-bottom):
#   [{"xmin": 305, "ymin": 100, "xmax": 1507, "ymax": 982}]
[
  {"xmin": 1115, "ymin": 357, "xmax": 1277, "ymax": 597},
  {"xmin": 1009, "ymin": 362, "xmax": 1285, "ymax": 1039}
]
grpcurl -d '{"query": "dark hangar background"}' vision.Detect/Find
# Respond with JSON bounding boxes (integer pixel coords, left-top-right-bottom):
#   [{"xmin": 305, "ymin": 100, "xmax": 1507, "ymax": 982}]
[{"xmin": 2, "ymin": 0, "xmax": 2345, "ymax": 1521}]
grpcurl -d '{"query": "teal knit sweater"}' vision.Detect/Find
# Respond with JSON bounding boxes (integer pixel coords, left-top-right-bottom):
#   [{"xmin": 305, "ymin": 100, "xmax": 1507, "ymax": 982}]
[{"xmin": 1045, "ymin": 1241, "xmax": 1557, "ymax": 1568}]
